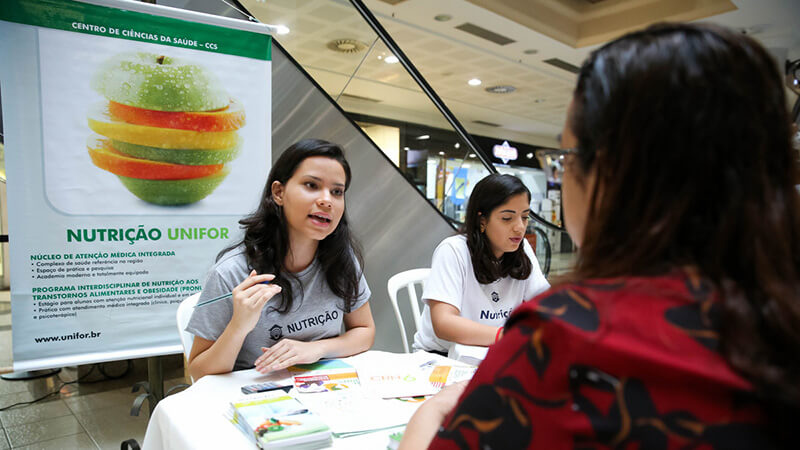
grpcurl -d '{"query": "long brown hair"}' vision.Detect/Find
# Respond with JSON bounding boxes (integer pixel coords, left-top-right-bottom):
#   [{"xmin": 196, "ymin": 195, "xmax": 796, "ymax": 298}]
[{"xmin": 567, "ymin": 23, "xmax": 800, "ymax": 435}]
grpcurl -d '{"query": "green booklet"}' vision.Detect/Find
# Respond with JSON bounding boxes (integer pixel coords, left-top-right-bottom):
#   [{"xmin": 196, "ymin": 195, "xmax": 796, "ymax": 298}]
[{"xmin": 231, "ymin": 394, "xmax": 331, "ymax": 449}]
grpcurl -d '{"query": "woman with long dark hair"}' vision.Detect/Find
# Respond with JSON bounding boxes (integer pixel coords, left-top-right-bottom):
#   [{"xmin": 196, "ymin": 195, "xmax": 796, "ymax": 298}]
[
  {"xmin": 186, "ymin": 139, "xmax": 375, "ymax": 380},
  {"xmin": 412, "ymin": 173, "xmax": 549, "ymax": 354},
  {"xmin": 401, "ymin": 23, "xmax": 800, "ymax": 448}
]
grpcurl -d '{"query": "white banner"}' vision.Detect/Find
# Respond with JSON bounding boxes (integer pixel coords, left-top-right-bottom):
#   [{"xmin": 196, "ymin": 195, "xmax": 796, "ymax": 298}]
[{"xmin": 0, "ymin": 0, "xmax": 272, "ymax": 370}]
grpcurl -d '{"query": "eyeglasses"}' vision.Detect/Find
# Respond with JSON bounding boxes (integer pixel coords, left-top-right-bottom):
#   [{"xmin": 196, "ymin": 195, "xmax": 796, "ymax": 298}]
[{"xmin": 535, "ymin": 148, "xmax": 577, "ymax": 185}]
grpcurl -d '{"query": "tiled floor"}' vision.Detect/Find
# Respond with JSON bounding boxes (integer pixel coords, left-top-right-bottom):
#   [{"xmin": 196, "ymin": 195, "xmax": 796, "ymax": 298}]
[{"xmin": 0, "ymin": 291, "xmax": 189, "ymax": 449}]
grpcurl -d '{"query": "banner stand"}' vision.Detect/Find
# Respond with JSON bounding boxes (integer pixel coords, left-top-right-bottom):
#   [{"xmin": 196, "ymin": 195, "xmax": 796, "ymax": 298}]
[{"xmin": 1, "ymin": 368, "xmax": 61, "ymax": 380}]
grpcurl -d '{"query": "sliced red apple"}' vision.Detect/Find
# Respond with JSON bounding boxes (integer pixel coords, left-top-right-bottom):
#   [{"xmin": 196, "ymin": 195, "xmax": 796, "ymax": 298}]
[{"xmin": 108, "ymin": 99, "xmax": 245, "ymax": 132}]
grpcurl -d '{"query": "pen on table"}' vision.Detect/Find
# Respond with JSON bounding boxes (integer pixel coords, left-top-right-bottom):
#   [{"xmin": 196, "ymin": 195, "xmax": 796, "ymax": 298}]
[
  {"xmin": 419, "ymin": 359, "xmax": 437, "ymax": 369},
  {"xmin": 280, "ymin": 408, "xmax": 309, "ymax": 417},
  {"xmin": 194, "ymin": 280, "xmax": 271, "ymax": 308}
]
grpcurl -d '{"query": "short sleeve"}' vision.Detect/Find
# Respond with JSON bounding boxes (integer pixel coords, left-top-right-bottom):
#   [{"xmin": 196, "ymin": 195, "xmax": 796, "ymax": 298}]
[
  {"xmin": 421, "ymin": 240, "xmax": 466, "ymax": 311},
  {"xmin": 522, "ymin": 239, "xmax": 550, "ymax": 300},
  {"xmin": 350, "ymin": 262, "xmax": 371, "ymax": 312},
  {"xmin": 185, "ymin": 266, "xmax": 235, "ymax": 341}
]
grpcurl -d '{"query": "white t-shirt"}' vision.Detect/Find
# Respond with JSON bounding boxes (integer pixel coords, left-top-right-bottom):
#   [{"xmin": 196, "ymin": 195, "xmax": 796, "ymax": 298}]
[{"xmin": 412, "ymin": 235, "xmax": 549, "ymax": 353}]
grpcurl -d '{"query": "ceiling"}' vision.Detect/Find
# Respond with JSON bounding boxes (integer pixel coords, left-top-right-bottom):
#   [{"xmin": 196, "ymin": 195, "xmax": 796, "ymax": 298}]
[{"xmin": 239, "ymin": 0, "xmax": 800, "ymax": 148}]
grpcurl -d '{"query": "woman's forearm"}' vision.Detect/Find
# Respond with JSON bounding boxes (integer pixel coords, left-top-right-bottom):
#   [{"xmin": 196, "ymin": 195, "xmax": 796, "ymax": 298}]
[
  {"xmin": 398, "ymin": 400, "xmax": 445, "ymax": 450},
  {"xmin": 433, "ymin": 313, "xmax": 499, "ymax": 346},
  {"xmin": 314, "ymin": 325, "xmax": 375, "ymax": 359},
  {"xmin": 188, "ymin": 325, "xmax": 249, "ymax": 380}
]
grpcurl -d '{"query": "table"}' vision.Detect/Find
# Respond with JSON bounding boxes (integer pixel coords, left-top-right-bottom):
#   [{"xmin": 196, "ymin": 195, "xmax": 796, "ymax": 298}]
[{"xmin": 142, "ymin": 351, "xmax": 459, "ymax": 449}]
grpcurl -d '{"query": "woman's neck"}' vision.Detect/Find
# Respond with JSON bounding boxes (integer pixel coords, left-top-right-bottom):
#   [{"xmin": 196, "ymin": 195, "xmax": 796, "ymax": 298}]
[{"xmin": 285, "ymin": 234, "xmax": 318, "ymax": 273}]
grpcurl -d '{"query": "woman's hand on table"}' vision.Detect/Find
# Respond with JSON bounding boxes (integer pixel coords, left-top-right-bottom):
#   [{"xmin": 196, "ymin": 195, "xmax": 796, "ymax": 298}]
[
  {"xmin": 230, "ymin": 270, "xmax": 280, "ymax": 333},
  {"xmin": 254, "ymin": 339, "xmax": 324, "ymax": 373},
  {"xmin": 423, "ymin": 380, "xmax": 469, "ymax": 420}
]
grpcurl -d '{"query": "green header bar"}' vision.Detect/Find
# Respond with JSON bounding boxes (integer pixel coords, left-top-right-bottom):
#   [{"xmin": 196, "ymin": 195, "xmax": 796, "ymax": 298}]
[{"xmin": 0, "ymin": 0, "xmax": 271, "ymax": 60}]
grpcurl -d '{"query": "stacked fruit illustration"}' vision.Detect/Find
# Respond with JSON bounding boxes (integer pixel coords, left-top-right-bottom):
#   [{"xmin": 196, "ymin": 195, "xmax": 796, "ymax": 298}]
[{"xmin": 87, "ymin": 52, "xmax": 244, "ymax": 205}]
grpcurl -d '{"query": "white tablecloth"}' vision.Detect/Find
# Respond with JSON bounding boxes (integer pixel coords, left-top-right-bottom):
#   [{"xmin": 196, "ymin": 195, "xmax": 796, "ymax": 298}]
[
  {"xmin": 448, "ymin": 344, "xmax": 488, "ymax": 365},
  {"xmin": 142, "ymin": 351, "xmax": 455, "ymax": 450}
]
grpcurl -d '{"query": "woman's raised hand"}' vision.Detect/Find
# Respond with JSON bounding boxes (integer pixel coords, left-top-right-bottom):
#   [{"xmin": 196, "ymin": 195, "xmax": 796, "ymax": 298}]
[{"xmin": 229, "ymin": 270, "xmax": 281, "ymax": 333}]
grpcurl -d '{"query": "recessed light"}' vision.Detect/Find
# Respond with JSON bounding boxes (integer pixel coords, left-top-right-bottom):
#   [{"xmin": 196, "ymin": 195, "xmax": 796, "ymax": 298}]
[
  {"xmin": 468, "ymin": 78, "xmax": 482, "ymax": 86},
  {"xmin": 469, "ymin": 153, "xmax": 476, "ymax": 158},
  {"xmin": 275, "ymin": 25, "xmax": 290, "ymax": 35},
  {"xmin": 403, "ymin": 147, "xmax": 410, "ymax": 150},
  {"xmin": 523, "ymin": 49, "xmax": 538, "ymax": 55},
  {"xmin": 485, "ymin": 85, "xmax": 516, "ymax": 94},
  {"xmin": 384, "ymin": 55, "xmax": 399, "ymax": 64},
  {"xmin": 454, "ymin": 143, "xmax": 460, "ymax": 149},
  {"xmin": 416, "ymin": 135, "xmax": 430, "ymax": 140},
  {"xmin": 327, "ymin": 39, "xmax": 368, "ymax": 54},
  {"xmin": 434, "ymin": 14, "xmax": 452, "ymax": 22},
  {"xmin": 438, "ymin": 151, "xmax": 446, "ymax": 156},
  {"xmin": 526, "ymin": 152, "xmax": 533, "ymax": 159}
]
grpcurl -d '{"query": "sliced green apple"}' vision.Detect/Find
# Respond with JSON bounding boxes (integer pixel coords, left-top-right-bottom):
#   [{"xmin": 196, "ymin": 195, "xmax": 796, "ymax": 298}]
[
  {"xmin": 92, "ymin": 52, "xmax": 229, "ymax": 112},
  {"xmin": 88, "ymin": 137, "xmax": 224, "ymax": 179},
  {"xmin": 117, "ymin": 167, "xmax": 230, "ymax": 206},
  {"xmin": 111, "ymin": 138, "xmax": 240, "ymax": 166}
]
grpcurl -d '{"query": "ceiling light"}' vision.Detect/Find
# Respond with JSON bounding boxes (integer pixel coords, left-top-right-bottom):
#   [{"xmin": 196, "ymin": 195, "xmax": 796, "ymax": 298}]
[
  {"xmin": 416, "ymin": 135, "xmax": 430, "ymax": 140},
  {"xmin": 434, "ymin": 14, "xmax": 452, "ymax": 22},
  {"xmin": 485, "ymin": 85, "xmax": 516, "ymax": 94},
  {"xmin": 403, "ymin": 147, "xmax": 410, "ymax": 150},
  {"xmin": 469, "ymin": 153, "xmax": 476, "ymax": 158},
  {"xmin": 454, "ymin": 143, "xmax": 460, "ymax": 149},
  {"xmin": 526, "ymin": 152, "xmax": 533, "ymax": 159},
  {"xmin": 275, "ymin": 25, "xmax": 290, "ymax": 35},
  {"xmin": 468, "ymin": 78, "xmax": 481, "ymax": 86},
  {"xmin": 524, "ymin": 49, "xmax": 538, "ymax": 55},
  {"xmin": 438, "ymin": 151, "xmax": 445, "ymax": 156},
  {"xmin": 384, "ymin": 55, "xmax": 399, "ymax": 64}
]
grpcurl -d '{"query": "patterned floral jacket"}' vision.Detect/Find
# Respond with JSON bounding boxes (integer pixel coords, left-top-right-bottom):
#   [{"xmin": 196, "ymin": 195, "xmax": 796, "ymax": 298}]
[{"xmin": 429, "ymin": 269, "xmax": 772, "ymax": 449}]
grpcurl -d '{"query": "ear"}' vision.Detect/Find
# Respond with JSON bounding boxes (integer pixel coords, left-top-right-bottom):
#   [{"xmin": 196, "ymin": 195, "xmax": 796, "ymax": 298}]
[
  {"xmin": 478, "ymin": 213, "xmax": 487, "ymax": 232},
  {"xmin": 271, "ymin": 180, "xmax": 285, "ymax": 206}
]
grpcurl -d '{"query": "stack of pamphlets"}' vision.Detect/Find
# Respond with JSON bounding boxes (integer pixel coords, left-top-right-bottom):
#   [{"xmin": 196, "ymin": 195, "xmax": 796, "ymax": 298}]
[{"xmin": 229, "ymin": 392, "xmax": 332, "ymax": 449}]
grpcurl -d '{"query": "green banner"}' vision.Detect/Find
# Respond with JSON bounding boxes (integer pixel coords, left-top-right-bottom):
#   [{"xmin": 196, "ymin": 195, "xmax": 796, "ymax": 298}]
[{"xmin": 0, "ymin": 0, "xmax": 271, "ymax": 60}]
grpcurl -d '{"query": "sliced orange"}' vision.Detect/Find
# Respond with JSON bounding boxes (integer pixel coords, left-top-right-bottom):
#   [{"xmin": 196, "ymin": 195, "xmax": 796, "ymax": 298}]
[
  {"xmin": 108, "ymin": 99, "xmax": 246, "ymax": 132},
  {"xmin": 87, "ymin": 103, "xmax": 238, "ymax": 150},
  {"xmin": 88, "ymin": 138, "xmax": 223, "ymax": 180}
]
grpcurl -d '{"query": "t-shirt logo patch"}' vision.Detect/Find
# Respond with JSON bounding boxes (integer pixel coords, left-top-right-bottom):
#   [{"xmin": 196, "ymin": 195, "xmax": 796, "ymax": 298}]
[
  {"xmin": 269, "ymin": 324, "xmax": 283, "ymax": 341},
  {"xmin": 491, "ymin": 291, "xmax": 500, "ymax": 302}
]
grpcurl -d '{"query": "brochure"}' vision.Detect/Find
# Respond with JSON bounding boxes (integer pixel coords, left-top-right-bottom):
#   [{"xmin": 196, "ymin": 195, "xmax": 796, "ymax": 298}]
[
  {"xmin": 230, "ymin": 392, "xmax": 332, "ymax": 449},
  {"xmin": 289, "ymin": 359, "xmax": 360, "ymax": 393}
]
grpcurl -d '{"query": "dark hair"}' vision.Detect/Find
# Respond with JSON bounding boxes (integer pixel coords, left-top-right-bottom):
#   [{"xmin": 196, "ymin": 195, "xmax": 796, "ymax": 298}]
[
  {"xmin": 219, "ymin": 139, "xmax": 364, "ymax": 313},
  {"xmin": 568, "ymin": 23, "xmax": 800, "ymax": 437},
  {"xmin": 463, "ymin": 173, "xmax": 532, "ymax": 284}
]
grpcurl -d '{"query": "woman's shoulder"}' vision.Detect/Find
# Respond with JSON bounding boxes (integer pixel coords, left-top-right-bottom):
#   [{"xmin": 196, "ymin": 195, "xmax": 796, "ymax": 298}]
[
  {"xmin": 211, "ymin": 246, "xmax": 249, "ymax": 276},
  {"xmin": 435, "ymin": 234, "xmax": 468, "ymax": 254},
  {"xmin": 509, "ymin": 269, "xmax": 718, "ymax": 345}
]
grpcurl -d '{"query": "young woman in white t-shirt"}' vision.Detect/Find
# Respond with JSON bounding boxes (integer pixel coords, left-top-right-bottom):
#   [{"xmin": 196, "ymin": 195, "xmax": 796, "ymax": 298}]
[{"xmin": 413, "ymin": 174, "xmax": 550, "ymax": 354}]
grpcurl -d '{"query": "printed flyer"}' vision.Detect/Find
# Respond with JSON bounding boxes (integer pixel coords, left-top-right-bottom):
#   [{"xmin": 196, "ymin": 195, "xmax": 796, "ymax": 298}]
[{"xmin": 0, "ymin": 0, "xmax": 272, "ymax": 370}]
